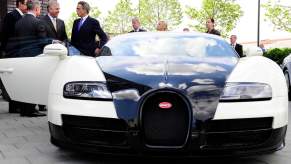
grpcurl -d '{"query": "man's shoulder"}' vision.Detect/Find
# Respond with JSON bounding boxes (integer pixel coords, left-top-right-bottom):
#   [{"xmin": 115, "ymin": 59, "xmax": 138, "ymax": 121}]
[
  {"xmin": 57, "ymin": 17, "xmax": 65, "ymax": 23},
  {"xmin": 213, "ymin": 29, "xmax": 220, "ymax": 35},
  {"xmin": 236, "ymin": 43, "xmax": 243, "ymax": 47},
  {"xmin": 73, "ymin": 17, "xmax": 81, "ymax": 23},
  {"xmin": 39, "ymin": 15, "xmax": 49, "ymax": 20},
  {"xmin": 87, "ymin": 16, "xmax": 99, "ymax": 23},
  {"xmin": 5, "ymin": 9, "xmax": 20, "ymax": 19}
]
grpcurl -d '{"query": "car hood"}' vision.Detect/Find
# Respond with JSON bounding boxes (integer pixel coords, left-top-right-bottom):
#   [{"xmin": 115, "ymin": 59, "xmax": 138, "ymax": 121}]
[{"xmin": 97, "ymin": 56, "xmax": 238, "ymax": 121}]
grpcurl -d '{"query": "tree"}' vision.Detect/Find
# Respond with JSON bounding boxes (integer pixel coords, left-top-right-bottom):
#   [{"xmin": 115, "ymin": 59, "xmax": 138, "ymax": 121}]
[
  {"xmin": 138, "ymin": 0, "xmax": 183, "ymax": 31},
  {"xmin": 103, "ymin": 0, "xmax": 135, "ymax": 34},
  {"xmin": 65, "ymin": 7, "xmax": 101, "ymax": 39},
  {"xmin": 186, "ymin": 0, "xmax": 243, "ymax": 37},
  {"xmin": 263, "ymin": 0, "xmax": 291, "ymax": 32}
]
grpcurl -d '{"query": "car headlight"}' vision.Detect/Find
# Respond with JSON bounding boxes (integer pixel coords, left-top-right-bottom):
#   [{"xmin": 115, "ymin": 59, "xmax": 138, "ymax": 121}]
[
  {"xmin": 220, "ymin": 82, "xmax": 272, "ymax": 102},
  {"xmin": 63, "ymin": 82, "xmax": 112, "ymax": 100}
]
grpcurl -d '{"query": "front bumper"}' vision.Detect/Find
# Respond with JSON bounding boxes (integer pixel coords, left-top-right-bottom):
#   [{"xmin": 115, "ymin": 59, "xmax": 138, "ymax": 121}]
[{"xmin": 49, "ymin": 115, "xmax": 287, "ymax": 157}]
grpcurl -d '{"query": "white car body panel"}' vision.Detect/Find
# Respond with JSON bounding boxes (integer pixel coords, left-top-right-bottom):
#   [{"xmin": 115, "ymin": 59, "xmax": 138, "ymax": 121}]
[
  {"xmin": 213, "ymin": 56, "xmax": 288, "ymax": 128},
  {"xmin": 0, "ymin": 56, "xmax": 60, "ymax": 105},
  {"xmin": 48, "ymin": 95, "xmax": 117, "ymax": 125},
  {"xmin": 215, "ymin": 97, "xmax": 288, "ymax": 129},
  {"xmin": 227, "ymin": 56, "xmax": 287, "ymax": 97},
  {"xmin": 49, "ymin": 56, "xmax": 106, "ymax": 95}
]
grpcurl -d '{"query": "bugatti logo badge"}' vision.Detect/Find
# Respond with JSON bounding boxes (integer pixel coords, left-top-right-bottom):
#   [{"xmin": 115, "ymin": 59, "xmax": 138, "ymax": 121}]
[{"xmin": 159, "ymin": 102, "xmax": 172, "ymax": 109}]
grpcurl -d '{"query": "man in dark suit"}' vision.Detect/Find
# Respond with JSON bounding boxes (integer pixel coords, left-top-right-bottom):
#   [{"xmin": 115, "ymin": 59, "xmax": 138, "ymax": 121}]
[
  {"xmin": 71, "ymin": 1, "xmax": 108, "ymax": 57},
  {"xmin": 129, "ymin": 17, "xmax": 146, "ymax": 33},
  {"xmin": 39, "ymin": 0, "xmax": 66, "ymax": 112},
  {"xmin": 0, "ymin": 0, "xmax": 27, "ymax": 113},
  {"xmin": 14, "ymin": 0, "xmax": 48, "ymax": 58},
  {"xmin": 230, "ymin": 34, "xmax": 244, "ymax": 57},
  {"xmin": 1, "ymin": 0, "xmax": 27, "ymax": 56},
  {"xmin": 15, "ymin": 1, "xmax": 46, "ymax": 39},
  {"xmin": 14, "ymin": 0, "xmax": 46, "ymax": 117},
  {"xmin": 41, "ymin": 0, "xmax": 67, "ymax": 42}
]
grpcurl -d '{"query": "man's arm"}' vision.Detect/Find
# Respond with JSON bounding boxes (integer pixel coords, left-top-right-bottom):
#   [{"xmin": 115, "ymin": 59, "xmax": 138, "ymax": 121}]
[
  {"xmin": 93, "ymin": 19, "xmax": 108, "ymax": 48},
  {"xmin": 1, "ymin": 14, "xmax": 13, "ymax": 51},
  {"xmin": 60, "ymin": 20, "xmax": 68, "ymax": 41},
  {"xmin": 237, "ymin": 44, "xmax": 244, "ymax": 57},
  {"xmin": 37, "ymin": 19, "xmax": 48, "ymax": 38}
]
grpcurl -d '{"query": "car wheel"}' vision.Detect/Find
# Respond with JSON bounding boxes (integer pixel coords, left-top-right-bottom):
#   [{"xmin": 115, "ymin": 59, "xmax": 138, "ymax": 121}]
[
  {"xmin": 8, "ymin": 101, "xmax": 20, "ymax": 113},
  {"xmin": 284, "ymin": 70, "xmax": 291, "ymax": 101}
]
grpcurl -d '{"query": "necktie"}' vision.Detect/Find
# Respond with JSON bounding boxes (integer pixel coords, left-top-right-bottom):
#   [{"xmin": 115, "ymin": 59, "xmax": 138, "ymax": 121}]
[
  {"xmin": 52, "ymin": 18, "xmax": 57, "ymax": 31},
  {"xmin": 78, "ymin": 18, "xmax": 83, "ymax": 31}
]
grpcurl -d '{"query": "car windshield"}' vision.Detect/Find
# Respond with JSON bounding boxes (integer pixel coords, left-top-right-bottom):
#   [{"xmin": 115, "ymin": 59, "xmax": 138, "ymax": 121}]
[{"xmin": 100, "ymin": 33, "xmax": 237, "ymax": 58}]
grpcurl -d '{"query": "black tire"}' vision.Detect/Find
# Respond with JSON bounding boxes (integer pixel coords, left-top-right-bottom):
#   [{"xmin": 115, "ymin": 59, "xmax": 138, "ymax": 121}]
[
  {"xmin": 284, "ymin": 70, "xmax": 291, "ymax": 101},
  {"xmin": 8, "ymin": 100, "xmax": 20, "ymax": 113}
]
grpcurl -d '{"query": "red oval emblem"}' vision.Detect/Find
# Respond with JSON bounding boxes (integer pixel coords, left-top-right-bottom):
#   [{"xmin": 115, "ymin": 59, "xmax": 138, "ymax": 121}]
[{"xmin": 159, "ymin": 102, "xmax": 172, "ymax": 109}]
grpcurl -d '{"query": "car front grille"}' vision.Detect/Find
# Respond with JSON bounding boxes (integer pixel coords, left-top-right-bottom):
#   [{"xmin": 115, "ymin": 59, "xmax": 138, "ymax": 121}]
[{"xmin": 140, "ymin": 90, "xmax": 191, "ymax": 147}]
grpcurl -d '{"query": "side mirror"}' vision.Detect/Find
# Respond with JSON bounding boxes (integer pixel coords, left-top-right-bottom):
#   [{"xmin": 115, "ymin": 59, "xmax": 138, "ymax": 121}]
[
  {"xmin": 243, "ymin": 45, "xmax": 263, "ymax": 57},
  {"xmin": 43, "ymin": 43, "xmax": 67, "ymax": 59}
]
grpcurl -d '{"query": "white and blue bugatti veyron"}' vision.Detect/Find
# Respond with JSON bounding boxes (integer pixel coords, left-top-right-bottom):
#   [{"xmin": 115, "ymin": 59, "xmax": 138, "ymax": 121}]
[{"xmin": 0, "ymin": 32, "xmax": 288, "ymax": 157}]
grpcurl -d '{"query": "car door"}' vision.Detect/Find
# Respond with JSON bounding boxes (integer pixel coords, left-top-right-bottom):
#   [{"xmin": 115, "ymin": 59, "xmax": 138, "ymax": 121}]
[{"xmin": 0, "ymin": 55, "xmax": 60, "ymax": 105}]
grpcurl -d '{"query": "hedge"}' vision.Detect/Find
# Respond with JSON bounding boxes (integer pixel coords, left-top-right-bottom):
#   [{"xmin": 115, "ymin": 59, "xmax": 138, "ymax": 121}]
[{"xmin": 263, "ymin": 48, "xmax": 291, "ymax": 65}]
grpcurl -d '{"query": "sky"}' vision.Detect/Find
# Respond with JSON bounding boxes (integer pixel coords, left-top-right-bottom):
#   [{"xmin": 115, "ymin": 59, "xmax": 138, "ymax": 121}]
[{"xmin": 58, "ymin": 0, "xmax": 291, "ymax": 43}]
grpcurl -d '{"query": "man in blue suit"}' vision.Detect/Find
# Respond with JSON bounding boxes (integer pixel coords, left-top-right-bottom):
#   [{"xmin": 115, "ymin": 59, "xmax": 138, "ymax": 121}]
[{"xmin": 71, "ymin": 1, "xmax": 108, "ymax": 57}]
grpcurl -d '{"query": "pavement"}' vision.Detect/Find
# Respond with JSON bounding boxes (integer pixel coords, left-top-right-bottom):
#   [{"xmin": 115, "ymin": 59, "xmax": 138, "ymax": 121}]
[{"xmin": 0, "ymin": 97, "xmax": 290, "ymax": 164}]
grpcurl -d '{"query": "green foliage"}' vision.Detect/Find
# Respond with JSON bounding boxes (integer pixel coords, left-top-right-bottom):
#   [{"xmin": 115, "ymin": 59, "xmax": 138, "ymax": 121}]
[
  {"xmin": 138, "ymin": 0, "xmax": 183, "ymax": 31},
  {"xmin": 262, "ymin": 0, "xmax": 291, "ymax": 32},
  {"xmin": 186, "ymin": 0, "xmax": 243, "ymax": 37},
  {"xmin": 65, "ymin": 7, "xmax": 101, "ymax": 39},
  {"xmin": 103, "ymin": 0, "xmax": 135, "ymax": 34},
  {"xmin": 264, "ymin": 48, "xmax": 291, "ymax": 64}
]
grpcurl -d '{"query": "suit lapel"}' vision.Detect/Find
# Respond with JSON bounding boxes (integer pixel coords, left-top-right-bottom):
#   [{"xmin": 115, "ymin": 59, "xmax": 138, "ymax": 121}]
[
  {"xmin": 78, "ymin": 16, "xmax": 89, "ymax": 32},
  {"xmin": 13, "ymin": 9, "xmax": 22, "ymax": 20},
  {"xmin": 45, "ymin": 15, "xmax": 57, "ymax": 34}
]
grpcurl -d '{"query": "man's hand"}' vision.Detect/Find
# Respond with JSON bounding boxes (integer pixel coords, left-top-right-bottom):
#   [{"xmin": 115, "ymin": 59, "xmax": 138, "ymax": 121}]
[{"xmin": 94, "ymin": 48, "xmax": 101, "ymax": 56}]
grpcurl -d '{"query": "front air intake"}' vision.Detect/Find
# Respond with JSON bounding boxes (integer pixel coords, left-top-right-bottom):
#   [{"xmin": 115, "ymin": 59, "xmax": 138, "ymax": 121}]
[{"xmin": 140, "ymin": 90, "xmax": 191, "ymax": 148}]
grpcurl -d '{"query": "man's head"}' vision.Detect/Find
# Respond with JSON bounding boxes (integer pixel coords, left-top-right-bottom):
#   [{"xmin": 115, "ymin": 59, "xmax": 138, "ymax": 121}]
[
  {"xmin": 132, "ymin": 17, "xmax": 141, "ymax": 30},
  {"xmin": 156, "ymin": 20, "xmax": 168, "ymax": 31},
  {"xmin": 183, "ymin": 28, "xmax": 190, "ymax": 32},
  {"xmin": 16, "ymin": 0, "xmax": 28, "ymax": 13},
  {"xmin": 230, "ymin": 35, "xmax": 237, "ymax": 44},
  {"xmin": 76, "ymin": 1, "xmax": 90, "ymax": 17},
  {"xmin": 206, "ymin": 18, "xmax": 215, "ymax": 30},
  {"xmin": 47, "ymin": 0, "xmax": 60, "ymax": 18},
  {"xmin": 26, "ymin": 0, "xmax": 41, "ymax": 16}
]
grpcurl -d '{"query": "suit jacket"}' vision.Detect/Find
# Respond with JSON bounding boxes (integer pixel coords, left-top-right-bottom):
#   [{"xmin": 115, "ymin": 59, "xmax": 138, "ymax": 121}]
[
  {"xmin": 15, "ymin": 14, "xmax": 47, "ymax": 38},
  {"xmin": 234, "ymin": 43, "xmax": 244, "ymax": 57},
  {"xmin": 41, "ymin": 15, "xmax": 67, "ymax": 41},
  {"xmin": 0, "ymin": 9, "xmax": 22, "ymax": 51},
  {"xmin": 71, "ymin": 16, "xmax": 108, "ymax": 57},
  {"xmin": 129, "ymin": 28, "xmax": 147, "ymax": 33},
  {"xmin": 12, "ymin": 14, "xmax": 49, "ymax": 57}
]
